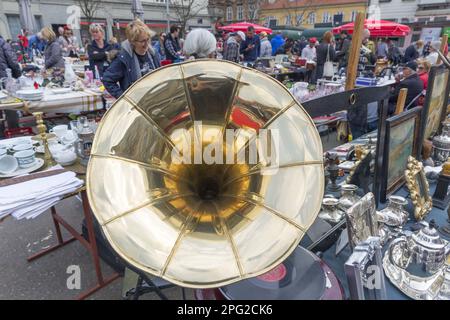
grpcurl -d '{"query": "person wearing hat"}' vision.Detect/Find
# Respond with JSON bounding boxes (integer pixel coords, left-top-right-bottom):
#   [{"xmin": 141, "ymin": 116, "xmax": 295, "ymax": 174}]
[
  {"xmin": 426, "ymin": 40, "xmax": 441, "ymax": 65},
  {"xmin": 259, "ymin": 31, "xmax": 272, "ymax": 57},
  {"xmin": 223, "ymin": 31, "xmax": 245, "ymax": 63},
  {"xmin": 301, "ymin": 38, "xmax": 317, "ymax": 83},
  {"xmin": 388, "ymin": 60, "xmax": 424, "ymax": 114}
]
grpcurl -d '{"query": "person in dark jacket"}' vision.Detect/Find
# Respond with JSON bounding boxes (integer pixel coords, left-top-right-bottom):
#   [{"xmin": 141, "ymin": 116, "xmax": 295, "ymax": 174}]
[
  {"xmin": 271, "ymin": 32, "xmax": 285, "ymax": 56},
  {"xmin": 316, "ymin": 31, "xmax": 336, "ymax": 81},
  {"xmin": 102, "ymin": 19, "xmax": 161, "ymax": 99},
  {"xmin": 240, "ymin": 26, "xmax": 260, "ymax": 63},
  {"xmin": 164, "ymin": 25, "xmax": 181, "ymax": 62},
  {"xmin": 0, "ymin": 35, "xmax": 22, "ymax": 136},
  {"xmin": 87, "ymin": 23, "xmax": 113, "ymax": 78},
  {"xmin": 41, "ymin": 26, "xmax": 64, "ymax": 70},
  {"xmin": 0, "ymin": 36, "xmax": 21, "ymax": 79},
  {"xmin": 389, "ymin": 60, "xmax": 424, "ymax": 114},
  {"xmin": 336, "ymin": 31, "xmax": 351, "ymax": 68},
  {"xmin": 403, "ymin": 40, "xmax": 424, "ymax": 63}
]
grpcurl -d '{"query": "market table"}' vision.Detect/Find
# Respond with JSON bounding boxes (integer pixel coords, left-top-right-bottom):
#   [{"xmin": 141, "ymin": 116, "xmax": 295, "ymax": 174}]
[
  {"xmin": 0, "ymin": 88, "xmax": 103, "ymax": 114},
  {"xmin": 0, "ymin": 138, "xmax": 120, "ymax": 299},
  {"xmin": 320, "ymin": 180, "xmax": 450, "ymax": 300}
]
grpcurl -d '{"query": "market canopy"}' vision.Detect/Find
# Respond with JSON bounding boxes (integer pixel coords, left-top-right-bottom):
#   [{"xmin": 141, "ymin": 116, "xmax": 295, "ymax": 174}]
[
  {"xmin": 332, "ymin": 19, "xmax": 411, "ymax": 37},
  {"xmin": 219, "ymin": 22, "xmax": 272, "ymax": 34}
]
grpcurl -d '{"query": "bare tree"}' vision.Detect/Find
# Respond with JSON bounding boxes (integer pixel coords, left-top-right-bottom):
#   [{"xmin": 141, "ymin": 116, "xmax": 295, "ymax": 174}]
[
  {"xmin": 247, "ymin": 0, "xmax": 269, "ymax": 24},
  {"xmin": 281, "ymin": 0, "xmax": 316, "ymax": 27},
  {"xmin": 170, "ymin": 0, "xmax": 205, "ymax": 35},
  {"xmin": 75, "ymin": 0, "xmax": 103, "ymax": 23}
]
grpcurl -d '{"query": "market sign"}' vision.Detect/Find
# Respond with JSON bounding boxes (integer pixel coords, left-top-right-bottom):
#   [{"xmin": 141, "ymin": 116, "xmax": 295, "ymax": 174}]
[{"xmin": 420, "ymin": 27, "xmax": 442, "ymax": 42}]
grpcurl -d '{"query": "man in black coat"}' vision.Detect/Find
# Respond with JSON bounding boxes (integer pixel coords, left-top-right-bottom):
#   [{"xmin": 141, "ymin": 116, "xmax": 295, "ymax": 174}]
[
  {"xmin": 403, "ymin": 40, "xmax": 424, "ymax": 63},
  {"xmin": 389, "ymin": 60, "xmax": 424, "ymax": 114}
]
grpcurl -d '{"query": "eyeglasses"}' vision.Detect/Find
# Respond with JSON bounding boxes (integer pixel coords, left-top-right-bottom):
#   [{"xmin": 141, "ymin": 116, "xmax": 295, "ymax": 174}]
[{"xmin": 134, "ymin": 38, "xmax": 150, "ymax": 44}]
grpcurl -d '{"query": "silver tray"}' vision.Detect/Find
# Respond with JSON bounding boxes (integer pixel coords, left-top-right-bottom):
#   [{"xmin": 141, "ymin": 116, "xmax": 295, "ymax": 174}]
[{"xmin": 383, "ymin": 252, "xmax": 447, "ymax": 300}]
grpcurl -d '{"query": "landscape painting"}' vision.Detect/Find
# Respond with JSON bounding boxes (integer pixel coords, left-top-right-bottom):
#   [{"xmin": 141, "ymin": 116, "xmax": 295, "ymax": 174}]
[
  {"xmin": 386, "ymin": 113, "xmax": 418, "ymax": 197},
  {"xmin": 424, "ymin": 69, "xmax": 449, "ymax": 139}
]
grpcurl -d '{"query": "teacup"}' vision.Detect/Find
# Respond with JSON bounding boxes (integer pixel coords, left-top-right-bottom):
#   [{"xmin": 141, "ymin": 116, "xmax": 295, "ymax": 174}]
[
  {"xmin": 12, "ymin": 143, "xmax": 34, "ymax": 152},
  {"xmin": 0, "ymin": 155, "xmax": 18, "ymax": 174},
  {"xmin": 50, "ymin": 125, "xmax": 69, "ymax": 139},
  {"xmin": 14, "ymin": 149, "xmax": 36, "ymax": 168}
]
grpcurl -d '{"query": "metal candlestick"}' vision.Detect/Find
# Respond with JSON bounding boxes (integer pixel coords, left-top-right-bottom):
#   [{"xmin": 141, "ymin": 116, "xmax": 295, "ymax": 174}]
[
  {"xmin": 326, "ymin": 151, "xmax": 341, "ymax": 192},
  {"xmin": 33, "ymin": 112, "xmax": 56, "ymax": 168}
]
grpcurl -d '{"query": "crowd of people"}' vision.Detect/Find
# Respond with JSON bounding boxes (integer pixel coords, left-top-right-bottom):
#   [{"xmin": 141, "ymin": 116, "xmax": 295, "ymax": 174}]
[{"xmin": 0, "ymin": 19, "xmax": 448, "ymax": 140}]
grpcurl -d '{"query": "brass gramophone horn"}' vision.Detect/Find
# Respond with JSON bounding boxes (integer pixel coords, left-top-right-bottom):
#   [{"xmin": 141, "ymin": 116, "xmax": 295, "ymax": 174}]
[{"xmin": 87, "ymin": 60, "xmax": 324, "ymax": 288}]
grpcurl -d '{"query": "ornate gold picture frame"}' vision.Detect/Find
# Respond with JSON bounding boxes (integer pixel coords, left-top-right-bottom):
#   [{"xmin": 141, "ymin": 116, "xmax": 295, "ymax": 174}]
[{"xmin": 404, "ymin": 156, "xmax": 433, "ymax": 220}]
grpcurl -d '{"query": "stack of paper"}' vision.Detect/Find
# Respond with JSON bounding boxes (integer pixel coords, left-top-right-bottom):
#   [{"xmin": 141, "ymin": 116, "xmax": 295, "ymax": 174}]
[{"xmin": 0, "ymin": 168, "xmax": 84, "ymax": 220}]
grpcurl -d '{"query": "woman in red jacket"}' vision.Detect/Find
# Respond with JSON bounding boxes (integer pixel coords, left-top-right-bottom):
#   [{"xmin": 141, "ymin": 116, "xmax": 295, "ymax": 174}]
[{"xmin": 418, "ymin": 59, "xmax": 431, "ymax": 90}]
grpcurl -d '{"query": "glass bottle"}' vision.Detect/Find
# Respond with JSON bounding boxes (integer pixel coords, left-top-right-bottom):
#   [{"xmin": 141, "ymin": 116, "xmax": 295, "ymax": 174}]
[{"xmin": 76, "ymin": 116, "xmax": 94, "ymax": 166}]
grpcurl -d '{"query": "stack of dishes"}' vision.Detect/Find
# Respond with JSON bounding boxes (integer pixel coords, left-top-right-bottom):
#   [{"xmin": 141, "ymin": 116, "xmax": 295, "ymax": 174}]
[{"xmin": 15, "ymin": 89, "xmax": 44, "ymax": 101}]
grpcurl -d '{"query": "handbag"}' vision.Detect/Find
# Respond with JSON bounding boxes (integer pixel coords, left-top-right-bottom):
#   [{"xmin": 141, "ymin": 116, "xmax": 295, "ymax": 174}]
[{"xmin": 323, "ymin": 45, "xmax": 334, "ymax": 78}]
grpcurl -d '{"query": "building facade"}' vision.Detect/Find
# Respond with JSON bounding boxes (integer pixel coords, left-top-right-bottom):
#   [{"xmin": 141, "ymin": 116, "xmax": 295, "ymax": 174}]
[
  {"xmin": 0, "ymin": 0, "xmax": 210, "ymax": 43},
  {"xmin": 208, "ymin": 0, "xmax": 265, "ymax": 24},
  {"xmin": 259, "ymin": 0, "xmax": 368, "ymax": 29}
]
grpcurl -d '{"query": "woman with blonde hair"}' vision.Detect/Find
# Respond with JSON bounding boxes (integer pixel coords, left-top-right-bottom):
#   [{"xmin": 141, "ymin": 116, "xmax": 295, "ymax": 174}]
[
  {"xmin": 41, "ymin": 26, "xmax": 64, "ymax": 70},
  {"xmin": 87, "ymin": 23, "xmax": 113, "ymax": 78},
  {"xmin": 102, "ymin": 19, "xmax": 161, "ymax": 98}
]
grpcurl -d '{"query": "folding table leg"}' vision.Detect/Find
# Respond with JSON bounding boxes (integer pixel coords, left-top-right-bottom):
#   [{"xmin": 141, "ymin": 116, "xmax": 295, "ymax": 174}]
[{"xmin": 27, "ymin": 206, "xmax": 76, "ymax": 262}]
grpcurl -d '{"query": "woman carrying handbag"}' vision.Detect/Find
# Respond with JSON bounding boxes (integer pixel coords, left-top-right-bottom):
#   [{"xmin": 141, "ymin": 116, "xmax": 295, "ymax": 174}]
[{"xmin": 316, "ymin": 31, "xmax": 336, "ymax": 81}]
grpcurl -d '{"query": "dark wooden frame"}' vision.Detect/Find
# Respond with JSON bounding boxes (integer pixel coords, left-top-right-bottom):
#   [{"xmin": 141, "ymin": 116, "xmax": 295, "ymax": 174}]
[
  {"xmin": 379, "ymin": 107, "xmax": 422, "ymax": 203},
  {"xmin": 419, "ymin": 65, "xmax": 450, "ymax": 150}
]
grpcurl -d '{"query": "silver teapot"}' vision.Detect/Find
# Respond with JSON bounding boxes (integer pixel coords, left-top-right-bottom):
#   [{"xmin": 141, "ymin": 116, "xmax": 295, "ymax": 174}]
[{"xmin": 388, "ymin": 220, "xmax": 450, "ymax": 278}]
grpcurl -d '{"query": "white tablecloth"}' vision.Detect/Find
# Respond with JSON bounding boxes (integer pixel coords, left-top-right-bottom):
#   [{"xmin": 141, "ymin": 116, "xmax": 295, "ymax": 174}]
[{"xmin": 0, "ymin": 88, "xmax": 103, "ymax": 114}]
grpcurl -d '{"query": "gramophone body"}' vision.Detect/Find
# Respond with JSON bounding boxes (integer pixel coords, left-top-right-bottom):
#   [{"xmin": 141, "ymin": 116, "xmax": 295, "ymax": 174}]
[{"xmin": 86, "ymin": 60, "xmax": 324, "ymax": 288}]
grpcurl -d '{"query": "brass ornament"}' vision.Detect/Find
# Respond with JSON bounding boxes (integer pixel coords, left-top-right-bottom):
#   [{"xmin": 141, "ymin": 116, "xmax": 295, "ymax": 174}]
[{"xmin": 404, "ymin": 156, "xmax": 432, "ymax": 220}]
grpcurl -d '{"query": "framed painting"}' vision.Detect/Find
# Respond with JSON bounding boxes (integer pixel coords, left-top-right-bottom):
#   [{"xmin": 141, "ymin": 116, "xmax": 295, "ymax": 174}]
[
  {"xmin": 421, "ymin": 65, "xmax": 450, "ymax": 141},
  {"xmin": 380, "ymin": 107, "xmax": 421, "ymax": 203}
]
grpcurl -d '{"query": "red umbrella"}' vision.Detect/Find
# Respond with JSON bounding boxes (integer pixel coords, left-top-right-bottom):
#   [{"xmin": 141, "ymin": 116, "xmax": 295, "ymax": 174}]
[
  {"xmin": 332, "ymin": 19, "xmax": 411, "ymax": 37},
  {"xmin": 219, "ymin": 22, "xmax": 272, "ymax": 34}
]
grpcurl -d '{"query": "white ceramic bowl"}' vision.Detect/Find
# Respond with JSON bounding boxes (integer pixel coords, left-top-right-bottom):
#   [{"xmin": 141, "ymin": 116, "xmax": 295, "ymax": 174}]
[{"xmin": 0, "ymin": 155, "xmax": 18, "ymax": 174}]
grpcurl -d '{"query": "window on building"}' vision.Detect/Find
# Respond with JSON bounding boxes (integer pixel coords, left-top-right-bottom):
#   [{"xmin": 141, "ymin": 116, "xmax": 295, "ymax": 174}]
[
  {"xmin": 249, "ymin": 4, "xmax": 256, "ymax": 20},
  {"xmin": 308, "ymin": 12, "xmax": 316, "ymax": 25},
  {"xmin": 197, "ymin": 18, "xmax": 203, "ymax": 24},
  {"xmin": 268, "ymin": 17, "xmax": 277, "ymax": 28},
  {"xmin": 296, "ymin": 14, "xmax": 303, "ymax": 25},
  {"xmin": 237, "ymin": 5, "xmax": 243, "ymax": 21},
  {"xmin": 6, "ymin": 14, "xmax": 21, "ymax": 40},
  {"xmin": 322, "ymin": 12, "xmax": 330, "ymax": 23},
  {"xmin": 226, "ymin": 6, "xmax": 233, "ymax": 21},
  {"xmin": 285, "ymin": 15, "xmax": 292, "ymax": 26},
  {"xmin": 434, "ymin": 16, "xmax": 447, "ymax": 22},
  {"xmin": 351, "ymin": 11, "xmax": 357, "ymax": 22}
]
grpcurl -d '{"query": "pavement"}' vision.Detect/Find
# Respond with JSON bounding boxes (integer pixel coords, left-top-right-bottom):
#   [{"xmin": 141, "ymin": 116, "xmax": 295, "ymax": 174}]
[{"xmin": 0, "ymin": 196, "xmax": 195, "ymax": 300}]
